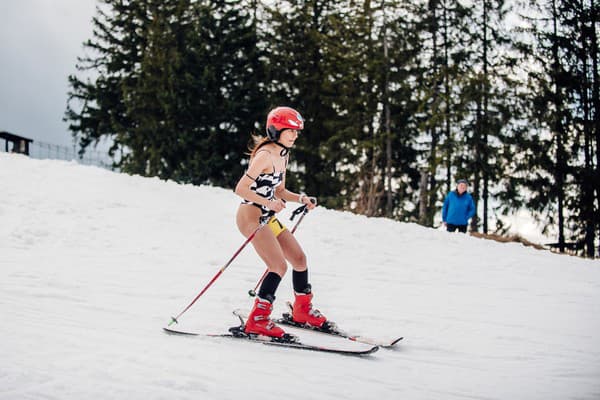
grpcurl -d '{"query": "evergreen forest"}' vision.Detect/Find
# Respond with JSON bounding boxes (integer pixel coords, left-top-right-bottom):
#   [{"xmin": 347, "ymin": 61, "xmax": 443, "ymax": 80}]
[{"xmin": 65, "ymin": 0, "xmax": 600, "ymax": 258}]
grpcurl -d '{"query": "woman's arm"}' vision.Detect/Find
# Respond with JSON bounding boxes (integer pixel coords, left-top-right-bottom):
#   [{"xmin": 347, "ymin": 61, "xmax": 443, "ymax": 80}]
[
  {"xmin": 275, "ymin": 177, "xmax": 317, "ymax": 209},
  {"xmin": 234, "ymin": 151, "xmax": 271, "ymax": 207},
  {"xmin": 234, "ymin": 151, "xmax": 286, "ymax": 212}
]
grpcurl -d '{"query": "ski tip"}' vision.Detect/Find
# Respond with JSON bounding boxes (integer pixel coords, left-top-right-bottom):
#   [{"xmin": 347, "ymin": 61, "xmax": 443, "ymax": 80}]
[
  {"xmin": 389, "ymin": 337, "xmax": 404, "ymax": 346},
  {"xmin": 348, "ymin": 335, "xmax": 404, "ymax": 348},
  {"xmin": 362, "ymin": 345, "xmax": 380, "ymax": 355},
  {"xmin": 163, "ymin": 326, "xmax": 199, "ymax": 336},
  {"xmin": 376, "ymin": 337, "xmax": 404, "ymax": 348}
]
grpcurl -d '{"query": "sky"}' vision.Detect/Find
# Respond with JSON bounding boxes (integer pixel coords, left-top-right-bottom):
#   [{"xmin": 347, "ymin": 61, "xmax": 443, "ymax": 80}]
[
  {"xmin": 0, "ymin": 0, "xmax": 97, "ymax": 147},
  {"xmin": 1, "ymin": 152, "xmax": 599, "ymax": 400}
]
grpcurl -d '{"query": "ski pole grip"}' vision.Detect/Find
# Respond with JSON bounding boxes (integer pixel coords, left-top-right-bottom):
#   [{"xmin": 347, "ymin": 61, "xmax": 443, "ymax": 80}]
[{"xmin": 290, "ymin": 204, "xmax": 307, "ymax": 221}]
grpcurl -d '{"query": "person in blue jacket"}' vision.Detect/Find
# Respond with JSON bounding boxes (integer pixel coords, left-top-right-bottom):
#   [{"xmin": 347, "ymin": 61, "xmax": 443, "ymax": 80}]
[{"xmin": 442, "ymin": 179, "xmax": 476, "ymax": 233}]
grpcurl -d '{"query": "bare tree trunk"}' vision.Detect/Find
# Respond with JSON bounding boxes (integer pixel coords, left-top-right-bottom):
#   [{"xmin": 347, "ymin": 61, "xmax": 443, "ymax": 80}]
[
  {"xmin": 473, "ymin": 74, "xmax": 482, "ymax": 233},
  {"xmin": 382, "ymin": 0, "xmax": 393, "ymax": 217},
  {"xmin": 428, "ymin": 130, "xmax": 439, "ymax": 227},
  {"xmin": 470, "ymin": 176, "xmax": 480, "ymax": 232},
  {"xmin": 419, "ymin": 169, "xmax": 430, "ymax": 225},
  {"xmin": 552, "ymin": 0, "xmax": 566, "ymax": 253},
  {"xmin": 482, "ymin": 0, "xmax": 489, "ymax": 234},
  {"xmin": 591, "ymin": 0, "xmax": 600, "ymax": 257},
  {"xmin": 443, "ymin": 4, "xmax": 452, "ymax": 190},
  {"xmin": 579, "ymin": 0, "xmax": 595, "ymax": 257},
  {"xmin": 425, "ymin": 0, "xmax": 440, "ymax": 227}
]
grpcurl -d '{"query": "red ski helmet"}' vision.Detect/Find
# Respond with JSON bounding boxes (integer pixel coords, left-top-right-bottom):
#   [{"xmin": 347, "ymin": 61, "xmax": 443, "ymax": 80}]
[{"xmin": 265, "ymin": 106, "xmax": 304, "ymax": 141}]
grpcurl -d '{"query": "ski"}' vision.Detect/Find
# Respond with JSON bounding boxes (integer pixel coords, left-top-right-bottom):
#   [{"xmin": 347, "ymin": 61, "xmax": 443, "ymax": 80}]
[
  {"xmin": 163, "ymin": 325, "xmax": 379, "ymax": 356},
  {"xmin": 273, "ymin": 302, "xmax": 403, "ymax": 348}
]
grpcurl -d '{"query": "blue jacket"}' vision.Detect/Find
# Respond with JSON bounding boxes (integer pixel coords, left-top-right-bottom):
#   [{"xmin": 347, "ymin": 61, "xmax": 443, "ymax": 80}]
[{"xmin": 442, "ymin": 191, "xmax": 475, "ymax": 225}]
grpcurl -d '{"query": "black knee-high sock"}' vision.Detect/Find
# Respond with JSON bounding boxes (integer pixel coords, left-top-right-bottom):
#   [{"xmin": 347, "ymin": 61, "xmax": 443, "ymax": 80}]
[
  {"xmin": 258, "ymin": 272, "xmax": 282, "ymax": 303},
  {"xmin": 293, "ymin": 269, "xmax": 311, "ymax": 294}
]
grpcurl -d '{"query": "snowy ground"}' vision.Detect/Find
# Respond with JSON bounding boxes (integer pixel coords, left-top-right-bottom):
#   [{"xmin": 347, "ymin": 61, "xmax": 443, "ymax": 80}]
[{"xmin": 1, "ymin": 152, "xmax": 599, "ymax": 400}]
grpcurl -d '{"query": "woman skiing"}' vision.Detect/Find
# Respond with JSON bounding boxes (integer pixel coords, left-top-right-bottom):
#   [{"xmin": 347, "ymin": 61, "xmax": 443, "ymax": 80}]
[{"xmin": 234, "ymin": 106, "xmax": 330, "ymax": 339}]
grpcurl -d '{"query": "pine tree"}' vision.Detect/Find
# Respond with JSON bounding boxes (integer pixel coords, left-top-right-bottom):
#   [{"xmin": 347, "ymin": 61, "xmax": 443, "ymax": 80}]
[
  {"xmin": 332, "ymin": 0, "xmax": 386, "ymax": 216},
  {"xmin": 118, "ymin": 0, "xmax": 196, "ymax": 179},
  {"xmin": 556, "ymin": 0, "xmax": 599, "ymax": 257},
  {"xmin": 262, "ymin": 0, "xmax": 347, "ymax": 208},
  {"xmin": 183, "ymin": 0, "xmax": 267, "ymax": 186},
  {"xmin": 378, "ymin": 0, "xmax": 422, "ymax": 220},
  {"xmin": 460, "ymin": 0, "xmax": 520, "ymax": 233},
  {"xmin": 65, "ymin": 0, "xmax": 147, "ymax": 163},
  {"xmin": 516, "ymin": 0, "xmax": 599, "ymax": 257},
  {"xmin": 295, "ymin": 0, "xmax": 422, "ymax": 220},
  {"xmin": 414, "ymin": 0, "xmax": 472, "ymax": 226},
  {"xmin": 66, "ymin": 0, "xmax": 265, "ymax": 187}
]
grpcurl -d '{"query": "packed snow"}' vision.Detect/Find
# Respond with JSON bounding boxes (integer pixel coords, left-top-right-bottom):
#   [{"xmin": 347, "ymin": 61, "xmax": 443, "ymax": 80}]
[{"xmin": 1, "ymin": 152, "xmax": 599, "ymax": 400}]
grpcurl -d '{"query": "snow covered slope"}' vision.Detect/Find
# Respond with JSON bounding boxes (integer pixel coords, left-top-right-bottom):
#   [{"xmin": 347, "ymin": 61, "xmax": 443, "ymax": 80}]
[{"xmin": 1, "ymin": 152, "xmax": 599, "ymax": 400}]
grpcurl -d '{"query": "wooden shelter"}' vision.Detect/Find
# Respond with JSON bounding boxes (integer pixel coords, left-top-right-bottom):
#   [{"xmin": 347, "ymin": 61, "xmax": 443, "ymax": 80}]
[{"xmin": 0, "ymin": 131, "xmax": 34, "ymax": 155}]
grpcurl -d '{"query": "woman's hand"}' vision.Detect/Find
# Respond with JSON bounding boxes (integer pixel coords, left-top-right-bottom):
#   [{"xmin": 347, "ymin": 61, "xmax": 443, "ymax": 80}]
[
  {"xmin": 299, "ymin": 193, "xmax": 317, "ymax": 210},
  {"xmin": 266, "ymin": 199, "xmax": 286, "ymax": 212}
]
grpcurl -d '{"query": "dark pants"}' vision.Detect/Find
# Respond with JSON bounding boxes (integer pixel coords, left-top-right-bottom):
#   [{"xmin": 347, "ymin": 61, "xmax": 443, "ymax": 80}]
[{"xmin": 447, "ymin": 224, "xmax": 467, "ymax": 233}]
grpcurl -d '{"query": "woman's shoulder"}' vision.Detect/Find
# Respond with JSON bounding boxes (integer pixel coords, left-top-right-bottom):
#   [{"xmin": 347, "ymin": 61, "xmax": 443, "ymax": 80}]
[
  {"xmin": 249, "ymin": 147, "xmax": 274, "ymax": 168},
  {"xmin": 253, "ymin": 147, "xmax": 273, "ymax": 158}
]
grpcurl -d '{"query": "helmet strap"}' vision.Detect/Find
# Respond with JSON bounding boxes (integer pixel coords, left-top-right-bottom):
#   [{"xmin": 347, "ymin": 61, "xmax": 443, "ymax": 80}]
[{"xmin": 273, "ymin": 141, "xmax": 290, "ymax": 157}]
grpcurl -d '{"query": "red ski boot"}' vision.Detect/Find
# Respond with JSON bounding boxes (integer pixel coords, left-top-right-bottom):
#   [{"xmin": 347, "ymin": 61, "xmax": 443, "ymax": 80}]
[
  {"xmin": 292, "ymin": 292, "xmax": 328, "ymax": 329},
  {"xmin": 244, "ymin": 297, "xmax": 286, "ymax": 338}
]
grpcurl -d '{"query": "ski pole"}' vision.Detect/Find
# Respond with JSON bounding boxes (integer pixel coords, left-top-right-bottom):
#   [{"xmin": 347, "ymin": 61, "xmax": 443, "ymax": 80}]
[
  {"xmin": 168, "ymin": 221, "xmax": 267, "ymax": 326},
  {"xmin": 248, "ymin": 203, "xmax": 311, "ymax": 297}
]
